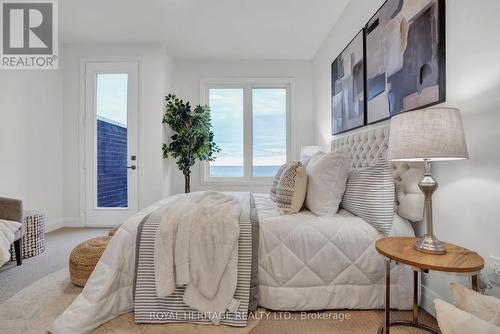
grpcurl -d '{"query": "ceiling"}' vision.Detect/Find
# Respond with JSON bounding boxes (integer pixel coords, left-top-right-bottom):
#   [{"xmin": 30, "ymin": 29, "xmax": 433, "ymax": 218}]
[{"xmin": 60, "ymin": 0, "xmax": 350, "ymax": 59}]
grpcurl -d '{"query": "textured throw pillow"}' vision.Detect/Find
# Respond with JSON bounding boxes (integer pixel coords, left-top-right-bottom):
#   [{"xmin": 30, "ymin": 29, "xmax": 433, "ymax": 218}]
[
  {"xmin": 450, "ymin": 283, "xmax": 500, "ymax": 326},
  {"xmin": 305, "ymin": 148, "xmax": 349, "ymax": 216},
  {"xmin": 341, "ymin": 160, "xmax": 395, "ymax": 235},
  {"xmin": 435, "ymin": 299, "xmax": 500, "ymax": 334},
  {"xmin": 270, "ymin": 162, "xmax": 290, "ymax": 202},
  {"xmin": 275, "ymin": 161, "xmax": 307, "ymax": 214}
]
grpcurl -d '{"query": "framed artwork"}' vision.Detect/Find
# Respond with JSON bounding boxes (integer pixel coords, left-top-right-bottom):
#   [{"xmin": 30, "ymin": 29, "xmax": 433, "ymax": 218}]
[
  {"xmin": 331, "ymin": 29, "xmax": 366, "ymax": 135},
  {"xmin": 365, "ymin": 0, "xmax": 446, "ymax": 124}
]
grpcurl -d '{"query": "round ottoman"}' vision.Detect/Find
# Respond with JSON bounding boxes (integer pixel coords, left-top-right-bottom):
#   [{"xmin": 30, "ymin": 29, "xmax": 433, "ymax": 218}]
[{"xmin": 69, "ymin": 236, "xmax": 111, "ymax": 287}]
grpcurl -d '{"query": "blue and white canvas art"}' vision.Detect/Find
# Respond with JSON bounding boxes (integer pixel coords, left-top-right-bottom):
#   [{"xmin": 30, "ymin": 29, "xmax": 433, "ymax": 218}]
[
  {"xmin": 366, "ymin": 0, "xmax": 446, "ymax": 124},
  {"xmin": 331, "ymin": 29, "xmax": 365, "ymax": 135}
]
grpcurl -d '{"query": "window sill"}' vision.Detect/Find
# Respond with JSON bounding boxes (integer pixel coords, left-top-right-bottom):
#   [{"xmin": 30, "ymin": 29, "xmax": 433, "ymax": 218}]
[{"xmin": 200, "ymin": 177, "xmax": 274, "ymax": 187}]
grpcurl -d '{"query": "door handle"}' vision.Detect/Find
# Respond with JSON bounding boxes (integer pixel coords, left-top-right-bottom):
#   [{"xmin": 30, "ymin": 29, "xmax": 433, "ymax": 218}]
[{"xmin": 127, "ymin": 165, "xmax": 137, "ymax": 170}]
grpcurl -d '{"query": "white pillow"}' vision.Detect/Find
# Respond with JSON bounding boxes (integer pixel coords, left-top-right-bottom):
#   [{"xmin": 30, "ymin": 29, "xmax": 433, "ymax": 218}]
[
  {"xmin": 305, "ymin": 148, "xmax": 349, "ymax": 216},
  {"xmin": 435, "ymin": 299, "xmax": 500, "ymax": 334},
  {"xmin": 275, "ymin": 161, "xmax": 307, "ymax": 214},
  {"xmin": 450, "ymin": 283, "xmax": 500, "ymax": 326}
]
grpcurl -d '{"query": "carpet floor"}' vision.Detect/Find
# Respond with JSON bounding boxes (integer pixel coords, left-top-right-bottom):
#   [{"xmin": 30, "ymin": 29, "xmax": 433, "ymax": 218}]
[{"xmin": 0, "ymin": 227, "xmax": 109, "ymax": 303}]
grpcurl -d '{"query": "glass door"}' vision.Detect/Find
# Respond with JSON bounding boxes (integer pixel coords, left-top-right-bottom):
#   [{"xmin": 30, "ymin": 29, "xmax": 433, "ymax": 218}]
[{"xmin": 84, "ymin": 61, "xmax": 138, "ymax": 226}]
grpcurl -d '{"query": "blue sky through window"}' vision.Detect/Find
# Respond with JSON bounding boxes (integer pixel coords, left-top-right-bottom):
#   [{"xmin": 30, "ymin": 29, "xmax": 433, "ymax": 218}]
[{"xmin": 96, "ymin": 73, "xmax": 128, "ymax": 126}]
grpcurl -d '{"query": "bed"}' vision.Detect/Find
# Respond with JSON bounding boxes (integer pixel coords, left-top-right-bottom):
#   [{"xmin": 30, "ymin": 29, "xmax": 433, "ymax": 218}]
[
  {"xmin": 255, "ymin": 126, "xmax": 425, "ymax": 311},
  {"xmin": 50, "ymin": 125, "xmax": 425, "ymax": 333},
  {"xmin": 256, "ymin": 192, "xmax": 415, "ymax": 311}
]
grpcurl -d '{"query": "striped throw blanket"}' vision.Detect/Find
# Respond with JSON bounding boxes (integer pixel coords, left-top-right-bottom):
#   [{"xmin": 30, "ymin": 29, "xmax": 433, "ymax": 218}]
[{"xmin": 134, "ymin": 192, "xmax": 259, "ymax": 327}]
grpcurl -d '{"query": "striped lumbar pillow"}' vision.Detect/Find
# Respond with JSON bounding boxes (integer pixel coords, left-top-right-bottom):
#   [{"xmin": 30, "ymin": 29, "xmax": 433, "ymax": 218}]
[
  {"xmin": 276, "ymin": 161, "xmax": 307, "ymax": 213},
  {"xmin": 270, "ymin": 162, "xmax": 290, "ymax": 201},
  {"xmin": 341, "ymin": 160, "xmax": 395, "ymax": 235}
]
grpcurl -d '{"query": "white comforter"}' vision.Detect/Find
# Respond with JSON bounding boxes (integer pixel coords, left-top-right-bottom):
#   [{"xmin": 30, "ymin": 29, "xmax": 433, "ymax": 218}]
[
  {"xmin": 254, "ymin": 193, "xmax": 415, "ymax": 311},
  {"xmin": 0, "ymin": 219, "xmax": 21, "ymax": 266},
  {"xmin": 51, "ymin": 192, "xmax": 415, "ymax": 333}
]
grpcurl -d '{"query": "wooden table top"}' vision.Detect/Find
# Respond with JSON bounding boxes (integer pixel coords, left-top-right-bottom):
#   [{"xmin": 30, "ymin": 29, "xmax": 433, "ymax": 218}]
[{"xmin": 375, "ymin": 237, "xmax": 484, "ymax": 273}]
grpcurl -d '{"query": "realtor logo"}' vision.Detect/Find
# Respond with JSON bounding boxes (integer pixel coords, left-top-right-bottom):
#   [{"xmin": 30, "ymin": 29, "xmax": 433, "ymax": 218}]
[{"xmin": 1, "ymin": 0, "xmax": 58, "ymax": 69}]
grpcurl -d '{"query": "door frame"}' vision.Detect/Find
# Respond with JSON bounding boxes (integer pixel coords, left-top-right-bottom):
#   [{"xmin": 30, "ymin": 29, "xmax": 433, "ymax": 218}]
[{"xmin": 79, "ymin": 58, "xmax": 141, "ymax": 227}]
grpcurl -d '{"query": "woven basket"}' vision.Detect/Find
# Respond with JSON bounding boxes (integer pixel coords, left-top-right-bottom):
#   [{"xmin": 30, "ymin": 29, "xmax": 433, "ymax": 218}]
[
  {"xmin": 10, "ymin": 210, "xmax": 46, "ymax": 261},
  {"xmin": 69, "ymin": 236, "xmax": 111, "ymax": 287}
]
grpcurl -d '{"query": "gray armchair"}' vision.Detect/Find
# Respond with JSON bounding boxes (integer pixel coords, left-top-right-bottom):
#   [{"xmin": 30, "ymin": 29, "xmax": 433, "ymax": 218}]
[{"xmin": 0, "ymin": 197, "xmax": 24, "ymax": 265}]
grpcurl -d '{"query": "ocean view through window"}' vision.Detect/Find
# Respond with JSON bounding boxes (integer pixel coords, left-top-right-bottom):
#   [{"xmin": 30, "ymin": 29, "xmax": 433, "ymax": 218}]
[{"xmin": 206, "ymin": 81, "xmax": 289, "ymax": 181}]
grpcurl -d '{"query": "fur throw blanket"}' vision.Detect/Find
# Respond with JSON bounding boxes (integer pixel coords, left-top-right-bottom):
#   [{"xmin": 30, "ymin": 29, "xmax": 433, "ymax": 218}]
[{"xmin": 154, "ymin": 191, "xmax": 242, "ymax": 323}]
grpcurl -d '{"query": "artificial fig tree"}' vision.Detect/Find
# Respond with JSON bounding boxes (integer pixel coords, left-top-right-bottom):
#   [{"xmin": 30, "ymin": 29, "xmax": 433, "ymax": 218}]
[{"xmin": 162, "ymin": 94, "xmax": 220, "ymax": 193}]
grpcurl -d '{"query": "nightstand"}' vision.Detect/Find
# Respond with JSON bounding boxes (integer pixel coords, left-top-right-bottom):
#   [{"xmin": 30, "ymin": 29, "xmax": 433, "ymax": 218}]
[{"xmin": 375, "ymin": 237, "xmax": 484, "ymax": 334}]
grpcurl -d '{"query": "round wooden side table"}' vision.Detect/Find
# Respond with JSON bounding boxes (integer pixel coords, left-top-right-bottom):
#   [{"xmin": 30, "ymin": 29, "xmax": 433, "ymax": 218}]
[{"xmin": 375, "ymin": 237, "xmax": 484, "ymax": 334}]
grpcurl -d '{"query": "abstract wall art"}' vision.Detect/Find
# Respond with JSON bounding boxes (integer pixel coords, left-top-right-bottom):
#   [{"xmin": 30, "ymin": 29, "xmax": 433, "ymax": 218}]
[
  {"xmin": 331, "ymin": 29, "xmax": 365, "ymax": 135},
  {"xmin": 365, "ymin": 0, "xmax": 445, "ymax": 124}
]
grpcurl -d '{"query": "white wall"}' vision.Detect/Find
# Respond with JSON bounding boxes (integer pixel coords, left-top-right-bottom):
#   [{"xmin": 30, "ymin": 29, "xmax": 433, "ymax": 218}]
[
  {"xmin": 169, "ymin": 59, "xmax": 314, "ymax": 194},
  {"xmin": 312, "ymin": 0, "xmax": 500, "ymax": 314},
  {"xmin": 61, "ymin": 43, "xmax": 175, "ymax": 224},
  {"xmin": 0, "ymin": 70, "xmax": 64, "ymax": 231}
]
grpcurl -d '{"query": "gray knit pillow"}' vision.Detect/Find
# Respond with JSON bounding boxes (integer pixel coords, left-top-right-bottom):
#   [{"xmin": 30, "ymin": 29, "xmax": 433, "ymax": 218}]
[
  {"xmin": 270, "ymin": 162, "xmax": 290, "ymax": 201},
  {"xmin": 341, "ymin": 160, "xmax": 395, "ymax": 235}
]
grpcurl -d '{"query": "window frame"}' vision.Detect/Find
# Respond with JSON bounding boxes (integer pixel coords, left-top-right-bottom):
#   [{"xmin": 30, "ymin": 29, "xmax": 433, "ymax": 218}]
[{"xmin": 200, "ymin": 77, "xmax": 292, "ymax": 186}]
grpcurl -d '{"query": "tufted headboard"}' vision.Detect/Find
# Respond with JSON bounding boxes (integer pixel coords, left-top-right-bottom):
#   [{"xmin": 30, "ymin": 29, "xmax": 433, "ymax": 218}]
[{"xmin": 331, "ymin": 125, "xmax": 424, "ymax": 222}]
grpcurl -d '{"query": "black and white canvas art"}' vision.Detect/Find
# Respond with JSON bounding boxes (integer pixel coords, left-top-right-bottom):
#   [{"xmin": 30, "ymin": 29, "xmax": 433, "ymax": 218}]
[
  {"xmin": 365, "ymin": 0, "xmax": 445, "ymax": 124},
  {"xmin": 331, "ymin": 29, "xmax": 365, "ymax": 135}
]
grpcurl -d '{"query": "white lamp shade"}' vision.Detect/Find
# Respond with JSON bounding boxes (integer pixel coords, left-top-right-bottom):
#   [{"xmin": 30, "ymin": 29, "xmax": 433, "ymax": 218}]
[
  {"xmin": 300, "ymin": 146, "xmax": 323, "ymax": 160},
  {"xmin": 387, "ymin": 108, "xmax": 469, "ymax": 162}
]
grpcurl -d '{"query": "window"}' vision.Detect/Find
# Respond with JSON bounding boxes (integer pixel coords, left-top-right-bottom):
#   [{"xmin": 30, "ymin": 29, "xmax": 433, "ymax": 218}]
[
  {"xmin": 96, "ymin": 73, "xmax": 129, "ymax": 208},
  {"xmin": 203, "ymin": 79, "xmax": 290, "ymax": 183},
  {"xmin": 252, "ymin": 88, "xmax": 287, "ymax": 176},
  {"xmin": 209, "ymin": 88, "xmax": 244, "ymax": 177}
]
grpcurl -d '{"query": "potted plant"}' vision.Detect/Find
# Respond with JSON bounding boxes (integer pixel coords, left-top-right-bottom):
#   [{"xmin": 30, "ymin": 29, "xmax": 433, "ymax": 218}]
[{"xmin": 162, "ymin": 94, "xmax": 220, "ymax": 193}]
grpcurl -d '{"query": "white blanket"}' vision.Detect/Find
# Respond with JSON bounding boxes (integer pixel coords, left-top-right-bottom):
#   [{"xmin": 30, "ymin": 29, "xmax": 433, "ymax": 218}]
[
  {"xmin": 254, "ymin": 192, "xmax": 415, "ymax": 310},
  {"xmin": 154, "ymin": 191, "xmax": 242, "ymax": 320},
  {"xmin": 0, "ymin": 219, "xmax": 21, "ymax": 266}
]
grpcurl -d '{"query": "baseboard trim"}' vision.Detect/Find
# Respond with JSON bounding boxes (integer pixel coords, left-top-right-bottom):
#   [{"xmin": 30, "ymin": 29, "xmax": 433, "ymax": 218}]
[
  {"xmin": 421, "ymin": 284, "xmax": 443, "ymax": 317},
  {"xmin": 44, "ymin": 217, "xmax": 84, "ymax": 232},
  {"xmin": 65, "ymin": 217, "xmax": 83, "ymax": 227},
  {"xmin": 45, "ymin": 218, "xmax": 65, "ymax": 233}
]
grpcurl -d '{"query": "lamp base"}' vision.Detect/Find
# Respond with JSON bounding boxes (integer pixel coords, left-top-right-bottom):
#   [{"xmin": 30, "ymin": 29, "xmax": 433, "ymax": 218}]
[{"xmin": 415, "ymin": 235, "xmax": 447, "ymax": 255}]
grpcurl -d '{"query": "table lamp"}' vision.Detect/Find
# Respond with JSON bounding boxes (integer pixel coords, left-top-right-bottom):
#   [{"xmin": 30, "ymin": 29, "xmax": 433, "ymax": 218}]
[{"xmin": 387, "ymin": 108, "xmax": 469, "ymax": 255}]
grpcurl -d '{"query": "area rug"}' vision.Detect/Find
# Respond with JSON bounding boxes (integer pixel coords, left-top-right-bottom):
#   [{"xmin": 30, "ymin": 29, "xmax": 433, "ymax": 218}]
[
  {"xmin": 0, "ymin": 267, "xmax": 438, "ymax": 334},
  {"xmin": 250, "ymin": 308, "xmax": 438, "ymax": 334},
  {"xmin": 0, "ymin": 268, "xmax": 261, "ymax": 334}
]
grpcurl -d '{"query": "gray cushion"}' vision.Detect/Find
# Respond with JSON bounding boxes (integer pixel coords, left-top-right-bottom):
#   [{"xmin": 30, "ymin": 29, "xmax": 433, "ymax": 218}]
[
  {"xmin": 0, "ymin": 197, "xmax": 24, "ymax": 240},
  {"xmin": 341, "ymin": 160, "xmax": 395, "ymax": 235}
]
